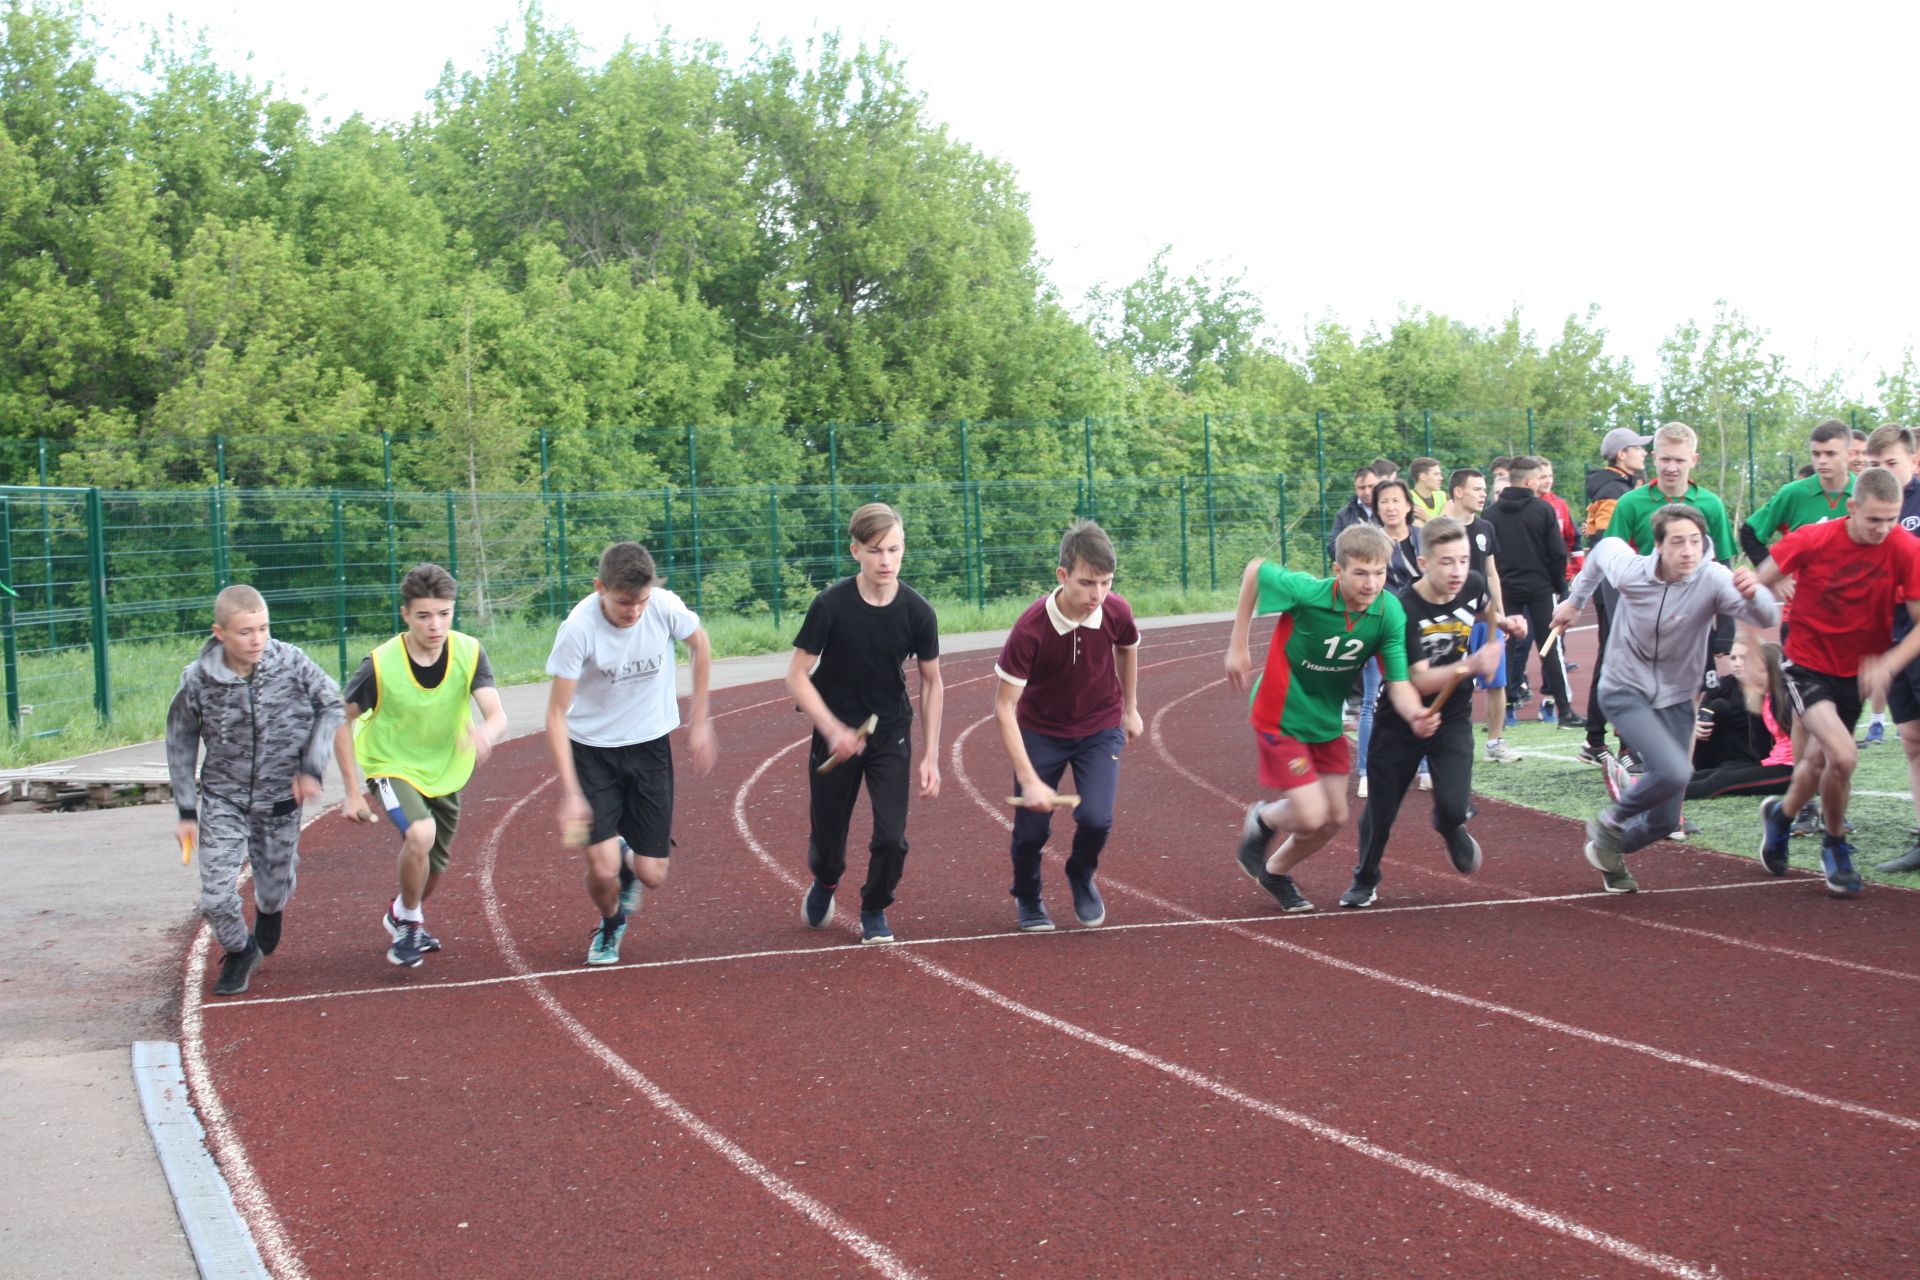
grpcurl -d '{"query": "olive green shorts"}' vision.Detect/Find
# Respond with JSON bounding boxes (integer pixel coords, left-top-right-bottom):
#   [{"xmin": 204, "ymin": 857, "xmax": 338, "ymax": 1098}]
[{"xmin": 371, "ymin": 776, "xmax": 462, "ymax": 873}]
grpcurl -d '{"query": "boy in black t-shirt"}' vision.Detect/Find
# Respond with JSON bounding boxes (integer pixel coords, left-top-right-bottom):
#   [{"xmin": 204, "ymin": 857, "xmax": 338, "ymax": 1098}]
[
  {"xmin": 1344, "ymin": 518, "xmax": 1521, "ymax": 907},
  {"xmin": 786, "ymin": 503, "xmax": 944, "ymax": 944}
]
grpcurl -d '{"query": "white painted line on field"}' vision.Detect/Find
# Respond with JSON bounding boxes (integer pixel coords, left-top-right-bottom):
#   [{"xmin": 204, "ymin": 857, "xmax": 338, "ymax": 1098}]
[
  {"xmin": 731, "ymin": 732, "xmax": 1717, "ymax": 1280},
  {"xmin": 478, "ymin": 778, "xmax": 925, "ymax": 1280}
]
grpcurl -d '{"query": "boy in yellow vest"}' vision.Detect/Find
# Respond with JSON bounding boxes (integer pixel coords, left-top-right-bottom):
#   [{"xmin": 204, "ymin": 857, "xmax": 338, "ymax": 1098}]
[{"xmin": 335, "ymin": 564, "xmax": 508, "ymax": 967}]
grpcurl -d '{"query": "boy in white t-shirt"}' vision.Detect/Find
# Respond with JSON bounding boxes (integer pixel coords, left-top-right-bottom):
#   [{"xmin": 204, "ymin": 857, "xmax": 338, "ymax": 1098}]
[{"xmin": 544, "ymin": 542, "xmax": 717, "ymax": 965}]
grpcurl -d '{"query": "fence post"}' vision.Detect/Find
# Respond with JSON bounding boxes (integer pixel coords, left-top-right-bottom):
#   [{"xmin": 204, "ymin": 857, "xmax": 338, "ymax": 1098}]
[
  {"xmin": 1, "ymin": 496, "xmax": 19, "ymax": 731},
  {"xmin": 959, "ymin": 420, "xmax": 973, "ymax": 605},
  {"xmin": 1314, "ymin": 410, "xmax": 1328, "ymax": 574},
  {"xmin": 1178, "ymin": 475, "xmax": 1189, "ymax": 591},
  {"xmin": 1526, "ymin": 407, "xmax": 1535, "ymax": 455},
  {"xmin": 209, "ymin": 486, "xmax": 230, "ymax": 590},
  {"xmin": 686, "ymin": 424, "xmax": 703, "ymax": 611},
  {"xmin": 1277, "ymin": 474, "xmax": 1288, "ymax": 567},
  {"xmin": 1423, "ymin": 410, "xmax": 1433, "ymax": 456},
  {"xmin": 38, "ymin": 436, "xmax": 55, "ymax": 649},
  {"xmin": 828, "ymin": 423, "xmax": 840, "ymax": 579},
  {"xmin": 539, "ymin": 428, "xmax": 556, "ymax": 619},
  {"xmin": 1083, "ymin": 416, "xmax": 1095, "ymax": 519},
  {"xmin": 970, "ymin": 481, "xmax": 985, "ymax": 605},
  {"xmin": 331, "ymin": 490, "xmax": 349, "ymax": 682},
  {"xmin": 381, "ymin": 432, "xmax": 398, "ymax": 609},
  {"xmin": 1204, "ymin": 413, "xmax": 1218, "ymax": 590},
  {"xmin": 85, "ymin": 487, "xmax": 110, "ymax": 721},
  {"xmin": 555, "ymin": 491, "xmax": 569, "ymax": 604},
  {"xmin": 1745, "ymin": 410, "xmax": 1757, "ymax": 512},
  {"xmin": 768, "ymin": 484, "xmax": 782, "ymax": 629},
  {"xmin": 443, "ymin": 490, "xmax": 459, "ymax": 630},
  {"xmin": 662, "ymin": 487, "xmax": 675, "ymax": 587},
  {"xmin": 215, "ymin": 433, "xmax": 227, "ymax": 488}
]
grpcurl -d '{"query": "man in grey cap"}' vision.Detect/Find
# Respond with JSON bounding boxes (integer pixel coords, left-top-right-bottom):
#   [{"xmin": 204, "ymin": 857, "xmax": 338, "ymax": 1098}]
[{"xmin": 1578, "ymin": 427, "xmax": 1653, "ymax": 766}]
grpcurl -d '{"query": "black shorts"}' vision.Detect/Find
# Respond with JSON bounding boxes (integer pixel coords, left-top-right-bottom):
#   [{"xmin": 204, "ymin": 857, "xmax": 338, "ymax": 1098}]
[
  {"xmin": 1890, "ymin": 660, "xmax": 1920, "ymax": 726},
  {"xmin": 571, "ymin": 736, "xmax": 674, "ymax": 858},
  {"xmin": 1785, "ymin": 664, "xmax": 1864, "ymax": 734}
]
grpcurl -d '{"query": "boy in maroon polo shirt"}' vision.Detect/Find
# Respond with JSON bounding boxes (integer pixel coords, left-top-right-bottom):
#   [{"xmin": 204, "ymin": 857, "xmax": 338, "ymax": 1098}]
[
  {"xmin": 1755, "ymin": 467, "xmax": 1920, "ymax": 895},
  {"xmin": 995, "ymin": 521, "xmax": 1143, "ymax": 931}
]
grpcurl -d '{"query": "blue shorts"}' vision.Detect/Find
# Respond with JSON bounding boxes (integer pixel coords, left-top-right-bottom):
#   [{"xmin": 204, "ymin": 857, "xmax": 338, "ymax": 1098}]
[{"xmin": 1469, "ymin": 621, "xmax": 1507, "ymax": 691}]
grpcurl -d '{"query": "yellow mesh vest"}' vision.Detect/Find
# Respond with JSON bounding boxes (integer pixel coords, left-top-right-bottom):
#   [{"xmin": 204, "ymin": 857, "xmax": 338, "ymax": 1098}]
[{"xmin": 352, "ymin": 632, "xmax": 480, "ymax": 797}]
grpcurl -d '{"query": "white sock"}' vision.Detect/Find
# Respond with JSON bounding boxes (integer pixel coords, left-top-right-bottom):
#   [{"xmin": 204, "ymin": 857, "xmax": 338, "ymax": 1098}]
[
  {"xmin": 1870, "ymin": 711, "xmax": 1887, "ymax": 730},
  {"xmin": 392, "ymin": 895, "xmax": 424, "ymax": 924}
]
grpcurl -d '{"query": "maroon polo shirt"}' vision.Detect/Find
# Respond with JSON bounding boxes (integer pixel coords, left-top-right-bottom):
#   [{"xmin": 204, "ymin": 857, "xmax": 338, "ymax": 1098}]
[{"xmin": 994, "ymin": 588, "xmax": 1140, "ymax": 737}]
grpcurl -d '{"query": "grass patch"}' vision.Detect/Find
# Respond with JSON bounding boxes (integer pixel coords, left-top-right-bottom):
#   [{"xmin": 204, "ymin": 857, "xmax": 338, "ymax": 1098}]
[
  {"xmin": 0, "ymin": 583, "xmax": 1237, "ymax": 768},
  {"xmin": 1472, "ymin": 717, "xmax": 1920, "ymax": 892}
]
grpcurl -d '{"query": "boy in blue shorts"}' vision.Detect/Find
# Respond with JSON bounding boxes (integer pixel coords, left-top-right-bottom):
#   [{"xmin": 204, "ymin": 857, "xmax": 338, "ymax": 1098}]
[{"xmin": 1226, "ymin": 525, "xmax": 1438, "ymax": 912}]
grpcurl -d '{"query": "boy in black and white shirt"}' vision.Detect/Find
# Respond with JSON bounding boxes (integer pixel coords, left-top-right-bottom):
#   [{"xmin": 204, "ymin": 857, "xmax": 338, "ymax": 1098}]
[{"xmin": 545, "ymin": 542, "xmax": 716, "ymax": 966}]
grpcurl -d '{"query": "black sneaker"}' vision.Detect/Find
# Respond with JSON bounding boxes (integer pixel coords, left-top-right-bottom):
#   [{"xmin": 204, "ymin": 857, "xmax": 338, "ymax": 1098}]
[
  {"xmin": 1557, "ymin": 710, "xmax": 1588, "ymax": 729},
  {"xmin": 1067, "ymin": 874, "xmax": 1106, "ymax": 928},
  {"xmin": 254, "ymin": 910, "xmax": 283, "ymax": 956},
  {"xmin": 383, "ymin": 909, "xmax": 441, "ymax": 953},
  {"xmin": 1016, "ymin": 897, "xmax": 1056, "ymax": 931},
  {"xmin": 1790, "ymin": 803, "xmax": 1821, "ymax": 838},
  {"xmin": 1443, "ymin": 826, "xmax": 1483, "ymax": 875},
  {"xmin": 1758, "ymin": 798, "xmax": 1792, "ymax": 875},
  {"xmin": 387, "ymin": 921, "xmax": 428, "ymax": 967},
  {"xmin": 1272, "ymin": 875, "xmax": 1316, "ymax": 913},
  {"xmin": 802, "ymin": 880, "xmax": 836, "ymax": 929},
  {"xmin": 1338, "ymin": 881, "xmax": 1377, "ymax": 908},
  {"xmin": 1577, "ymin": 743, "xmax": 1613, "ymax": 767},
  {"xmin": 212, "ymin": 941, "xmax": 261, "ymax": 996},
  {"xmin": 1821, "ymin": 838, "xmax": 1865, "ymax": 897},
  {"xmin": 1874, "ymin": 832, "xmax": 1920, "ymax": 874}
]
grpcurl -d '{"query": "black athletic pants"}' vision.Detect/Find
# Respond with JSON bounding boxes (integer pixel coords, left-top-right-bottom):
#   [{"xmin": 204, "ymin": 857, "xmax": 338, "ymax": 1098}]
[
  {"xmin": 807, "ymin": 724, "xmax": 912, "ymax": 913},
  {"xmin": 1505, "ymin": 589, "xmax": 1574, "ymax": 710},
  {"xmin": 1685, "ymin": 762, "xmax": 1793, "ymax": 800},
  {"xmin": 1352, "ymin": 714, "xmax": 1473, "ymax": 889}
]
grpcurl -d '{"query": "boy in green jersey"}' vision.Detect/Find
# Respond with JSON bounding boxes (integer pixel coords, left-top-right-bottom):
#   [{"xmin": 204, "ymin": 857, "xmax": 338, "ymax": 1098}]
[
  {"xmin": 1739, "ymin": 418, "xmax": 1854, "ymax": 565},
  {"xmin": 335, "ymin": 564, "xmax": 509, "ymax": 968},
  {"xmin": 1604, "ymin": 422, "xmax": 1737, "ymax": 560},
  {"xmin": 1226, "ymin": 525, "xmax": 1438, "ymax": 912}
]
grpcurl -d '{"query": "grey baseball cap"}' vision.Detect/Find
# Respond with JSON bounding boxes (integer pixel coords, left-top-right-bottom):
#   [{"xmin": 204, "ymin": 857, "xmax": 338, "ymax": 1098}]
[{"xmin": 1602, "ymin": 427, "xmax": 1653, "ymax": 461}]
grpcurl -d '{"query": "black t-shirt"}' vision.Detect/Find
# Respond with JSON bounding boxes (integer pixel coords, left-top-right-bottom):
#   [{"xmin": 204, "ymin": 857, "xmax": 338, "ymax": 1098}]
[
  {"xmin": 1461, "ymin": 516, "xmax": 1500, "ymax": 581},
  {"xmin": 793, "ymin": 577, "xmax": 940, "ymax": 734},
  {"xmin": 1382, "ymin": 571, "xmax": 1487, "ymax": 726}
]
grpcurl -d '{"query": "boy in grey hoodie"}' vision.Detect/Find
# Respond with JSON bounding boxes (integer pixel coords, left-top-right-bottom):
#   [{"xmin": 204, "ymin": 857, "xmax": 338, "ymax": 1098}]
[
  {"xmin": 166, "ymin": 585, "xmax": 344, "ymax": 995},
  {"xmin": 1552, "ymin": 506, "xmax": 1778, "ymax": 892}
]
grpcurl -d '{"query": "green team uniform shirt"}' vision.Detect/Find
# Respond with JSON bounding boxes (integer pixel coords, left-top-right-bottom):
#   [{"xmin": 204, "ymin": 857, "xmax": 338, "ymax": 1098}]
[
  {"xmin": 1745, "ymin": 474, "xmax": 1851, "ymax": 541},
  {"xmin": 1248, "ymin": 563, "xmax": 1409, "ymax": 743},
  {"xmin": 1604, "ymin": 481, "xmax": 1737, "ymax": 560}
]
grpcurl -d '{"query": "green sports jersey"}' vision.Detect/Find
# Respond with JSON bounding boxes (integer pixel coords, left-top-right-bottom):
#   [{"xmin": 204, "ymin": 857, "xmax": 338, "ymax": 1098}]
[
  {"xmin": 1248, "ymin": 563, "xmax": 1408, "ymax": 743},
  {"xmin": 1745, "ymin": 474, "xmax": 1851, "ymax": 541},
  {"xmin": 1603, "ymin": 481, "xmax": 1736, "ymax": 559}
]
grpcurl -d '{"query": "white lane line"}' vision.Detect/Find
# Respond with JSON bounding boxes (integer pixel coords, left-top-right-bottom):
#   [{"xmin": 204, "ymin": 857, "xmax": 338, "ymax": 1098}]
[
  {"xmin": 735, "ymin": 736, "xmax": 1716, "ymax": 1280},
  {"xmin": 477, "ymin": 777, "xmax": 924, "ymax": 1280},
  {"xmin": 1150, "ymin": 679, "xmax": 1920, "ymax": 980},
  {"xmin": 204, "ymin": 878, "xmax": 1801, "ymax": 1012},
  {"xmin": 955, "ymin": 714, "xmax": 1920, "ymax": 1134}
]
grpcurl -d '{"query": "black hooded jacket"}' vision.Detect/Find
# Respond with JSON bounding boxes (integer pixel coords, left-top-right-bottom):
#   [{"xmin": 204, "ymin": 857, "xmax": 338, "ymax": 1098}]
[{"xmin": 1485, "ymin": 486, "xmax": 1567, "ymax": 598}]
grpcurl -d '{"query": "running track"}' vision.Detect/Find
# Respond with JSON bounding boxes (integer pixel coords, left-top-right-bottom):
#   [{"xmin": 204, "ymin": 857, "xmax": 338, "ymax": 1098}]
[{"xmin": 184, "ymin": 621, "xmax": 1920, "ymax": 1279}]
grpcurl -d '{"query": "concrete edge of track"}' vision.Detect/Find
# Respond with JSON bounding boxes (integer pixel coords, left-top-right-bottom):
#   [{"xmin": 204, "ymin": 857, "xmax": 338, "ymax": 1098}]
[{"xmin": 133, "ymin": 1040, "xmax": 271, "ymax": 1280}]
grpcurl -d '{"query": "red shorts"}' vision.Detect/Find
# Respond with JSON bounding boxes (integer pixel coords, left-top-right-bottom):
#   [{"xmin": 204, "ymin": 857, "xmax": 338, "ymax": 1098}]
[{"xmin": 1254, "ymin": 730, "xmax": 1351, "ymax": 791}]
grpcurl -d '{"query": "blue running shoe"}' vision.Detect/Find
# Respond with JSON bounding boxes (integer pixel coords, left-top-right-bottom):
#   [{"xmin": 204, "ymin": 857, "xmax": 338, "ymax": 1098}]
[
  {"xmin": 1068, "ymin": 874, "xmax": 1106, "ymax": 927},
  {"xmin": 383, "ymin": 909, "xmax": 441, "ymax": 953},
  {"xmin": 586, "ymin": 916, "xmax": 627, "ymax": 965},
  {"xmin": 803, "ymin": 879, "xmax": 836, "ymax": 929},
  {"xmin": 1016, "ymin": 897, "xmax": 1055, "ymax": 932},
  {"xmin": 860, "ymin": 910, "xmax": 895, "ymax": 944},
  {"xmin": 1821, "ymin": 838, "xmax": 1864, "ymax": 897},
  {"xmin": 1540, "ymin": 699, "xmax": 1557, "ymax": 724},
  {"xmin": 1758, "ymin": 798, "xmax": 1792, "ymax": 875},
  {"xmin": 1504, "ymin": 705, "xmax": 1518, "ymax": 728},
  {"xmin": 1863, "ymin": 721, "xmax": 1887, "ymax": 746}
]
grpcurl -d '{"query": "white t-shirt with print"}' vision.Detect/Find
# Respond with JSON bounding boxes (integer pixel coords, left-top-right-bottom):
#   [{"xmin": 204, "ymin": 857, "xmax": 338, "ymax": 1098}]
[{"xmin": 545, "ymin": 589, "xmax": 700, "ymax": 747}]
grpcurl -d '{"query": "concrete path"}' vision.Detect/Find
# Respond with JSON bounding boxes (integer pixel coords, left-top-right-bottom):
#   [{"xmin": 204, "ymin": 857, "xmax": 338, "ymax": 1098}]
[{"xmin": 0, "ymin": 611, "xmax": 1229, "ymax": 1276}]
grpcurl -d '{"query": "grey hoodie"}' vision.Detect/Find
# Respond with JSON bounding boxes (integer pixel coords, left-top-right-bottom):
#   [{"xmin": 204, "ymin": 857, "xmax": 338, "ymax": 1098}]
[
  {"xmin": 1567, "ymin": 537, "xmax": 1779, "ymax": 709},
  {"xmin": 165, "ymin": 637, "xmax": 345, "ymax": 818}
]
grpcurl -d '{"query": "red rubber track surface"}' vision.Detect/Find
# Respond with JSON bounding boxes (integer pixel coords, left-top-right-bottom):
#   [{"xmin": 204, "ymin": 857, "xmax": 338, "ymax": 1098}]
[{"xmin": 186, "ymin": 621, "xmax": 1920, "ymax": 1280}]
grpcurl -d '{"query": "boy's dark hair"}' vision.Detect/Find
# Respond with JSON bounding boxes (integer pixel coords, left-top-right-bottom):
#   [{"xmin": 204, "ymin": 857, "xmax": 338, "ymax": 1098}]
[
  {"xmin": 1410, "ymin": 456, "xmax": 1442, "ymax": 483},
  {"xmin": 213, "ymin": 583, "xmax": 267, "ymax": 626},
  {"xmin": 1809, "ymin": 417, "xmax": 1851, "ymax": 446},
  {"xmin": 849, "ymin": 502, "xmax": 903, "ymax": 545},
  {"xmin": 1850, "ymin": 427, "xmax": 1870, "ymax": 445},
  {"xmin": 1507, "ymin": 456, "xmax": 1542, "ymax": 483},
  {"xmin": 401, "ymin": 563, "xmax": 457, "ymax": 605},
  {"xmin": 1420, "ymin": 515, "xmax": 1467, "ymax": 550},
  {"xmin": 1368, "ymin": 457, "xmax": 1398, "ymax": 478},
  {"xmin": 1650, "ymin": 503, "xmax": 1708, "ymax": 544},
  {"xmin": 1796, "ymin": 463, "xmax": 1816, "ymax": 478},
  {"xmin": 1447, "ymin": 466, "xmax": 1484, "ymax": 496},
  {"xmin": 1352, "ymin": 464, "xmax": 1377, "ymax": 482},
  {"xmin": 1853, "ymin": 465, "xmax": 1901, "ymax": 505},
  {"xmin": 1490, "ymin": 455, "xmax": 1514, "ymax": 472},
  {"xmin": 1867, "ymin": 423, "xmax": 1915, "ymax": 456},
  {"xmin": 1058, "ymin": 520, "xmax": 1116, "ymax": 575},
  {"xmin": 596, "ymin": 542, "xmax": 656, "ymax": 593}
]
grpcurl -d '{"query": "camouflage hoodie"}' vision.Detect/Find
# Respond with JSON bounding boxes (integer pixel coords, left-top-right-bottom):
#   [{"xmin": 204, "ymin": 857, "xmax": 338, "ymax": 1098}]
[{"xmin": 165, "ymin": 637, "xmax": 344, "ymax": 818}]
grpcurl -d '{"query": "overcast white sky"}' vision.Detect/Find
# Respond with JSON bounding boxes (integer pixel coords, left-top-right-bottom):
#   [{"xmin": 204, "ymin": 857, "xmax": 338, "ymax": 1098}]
[{"xmin": 78, "ymin": 1, "xmax": 1920, "ymax": 399}]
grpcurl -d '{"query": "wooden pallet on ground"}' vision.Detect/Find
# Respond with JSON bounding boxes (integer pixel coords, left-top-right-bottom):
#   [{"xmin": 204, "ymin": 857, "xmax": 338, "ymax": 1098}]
[{"xmin": 0, "ymin": 764, "xmax": 173, "ymax": 807}]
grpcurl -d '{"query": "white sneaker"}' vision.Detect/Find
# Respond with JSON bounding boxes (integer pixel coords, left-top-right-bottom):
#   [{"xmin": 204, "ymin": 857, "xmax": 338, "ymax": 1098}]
[
  {"xmin": 1417, "ymin": 771, "xmax": 1433, "ymax": 791},
  {"xmin": 1357, "ymin": 775, "xmax": 1369, "ymax": 798},
  {"xmin": 1485, "ymin": 738, "xmax": 1521, "ymax": 764}
]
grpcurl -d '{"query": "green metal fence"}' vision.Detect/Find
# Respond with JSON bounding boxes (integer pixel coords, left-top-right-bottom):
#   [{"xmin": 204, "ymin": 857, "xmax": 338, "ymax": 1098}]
[{"xmin": 0, "ymin": 407, "xmax": 1841, "ymax": 751}]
